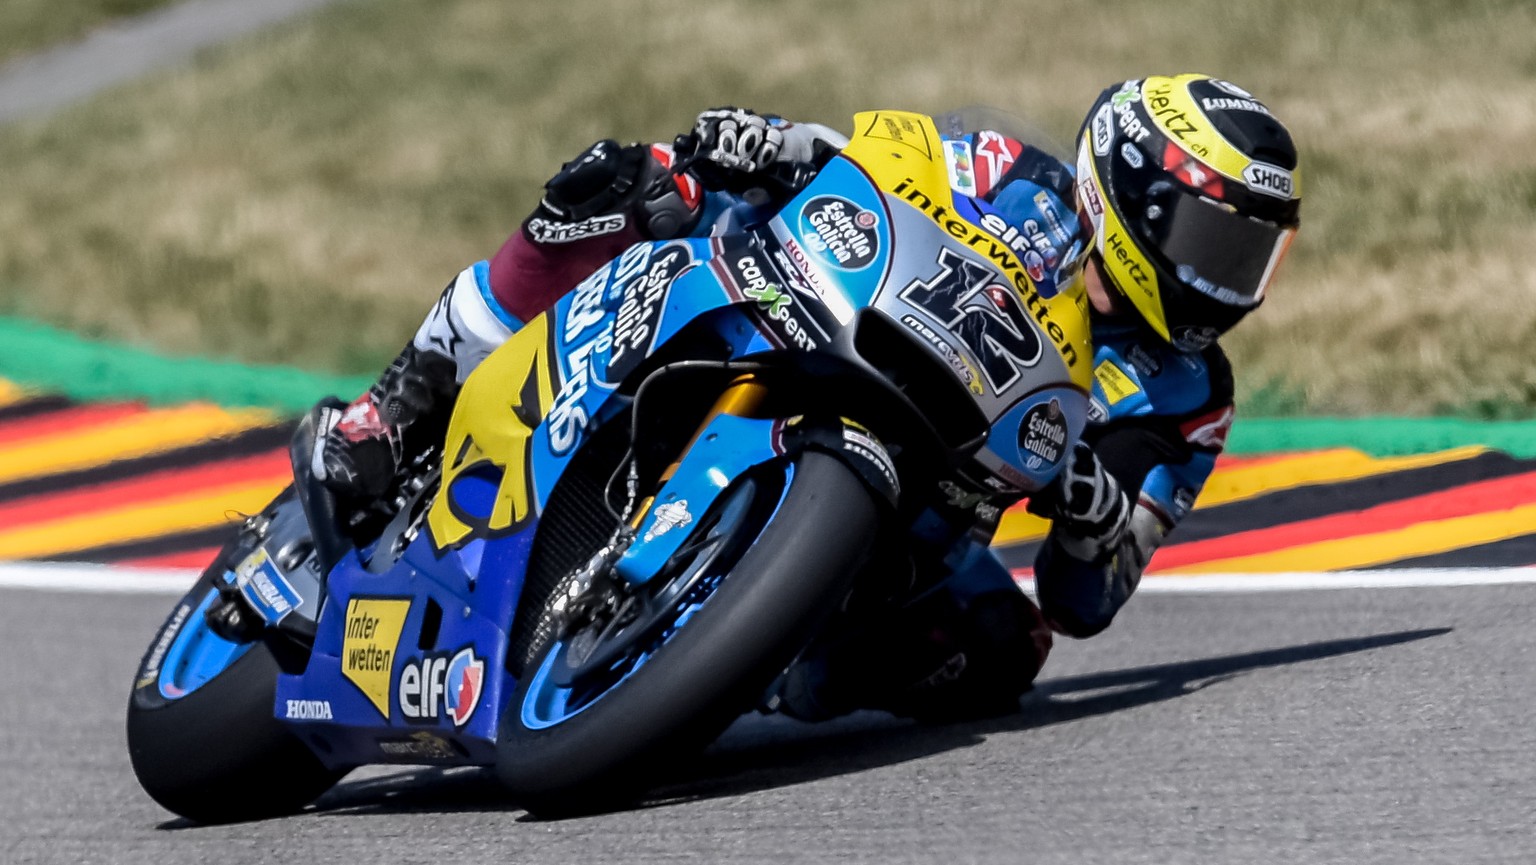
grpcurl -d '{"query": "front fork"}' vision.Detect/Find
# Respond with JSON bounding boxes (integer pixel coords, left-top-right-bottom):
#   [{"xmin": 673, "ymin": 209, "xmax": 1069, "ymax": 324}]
[
  {"xmin": 545, "ymin": 375, "xmax": 781, "ymax": 649},
  {"xmin": 555, "ymin": 372, "xmax": 900, "ymax": 632},
  {"xmin": 629, "ymin": 375, "xmax": 771, "ymax": 529},
  {"xmin": 616, "ymin": 375, "xmax": 778, "ymax": 586}
]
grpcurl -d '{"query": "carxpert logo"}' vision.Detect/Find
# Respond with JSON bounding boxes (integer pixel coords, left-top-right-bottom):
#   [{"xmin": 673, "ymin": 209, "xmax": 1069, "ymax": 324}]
[
  {"xmin": 341, "ymin": 597, "xmax": 411, "ymax": 719},
  {"xmin": 729, "ymin": 249, "xmax": 823, "ymax": 350}
]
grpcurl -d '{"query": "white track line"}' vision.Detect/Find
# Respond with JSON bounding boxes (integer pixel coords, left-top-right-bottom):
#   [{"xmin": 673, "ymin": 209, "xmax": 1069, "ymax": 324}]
[
  {"xmin": 3, "ymin": 562, "xmax": 1536, "ymax": 595},
  {"xmin": 0, "ymin": 562, "xmax": 197, "ymax": 594},
  {"xmin": 1016, "ymin": 568, "xmax": 1536, "ymax": 593}
]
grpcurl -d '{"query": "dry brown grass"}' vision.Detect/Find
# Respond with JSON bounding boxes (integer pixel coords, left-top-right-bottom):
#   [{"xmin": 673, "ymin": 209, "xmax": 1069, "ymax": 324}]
[{"xmin": 0, "ymin": 0, "xmax": 1532, "ymax": 413}]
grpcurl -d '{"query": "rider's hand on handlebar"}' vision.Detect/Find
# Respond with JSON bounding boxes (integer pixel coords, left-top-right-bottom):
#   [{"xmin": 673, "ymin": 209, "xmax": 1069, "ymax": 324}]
[{"xmin": 690, "ymin": 107, "xmax": 785, "ymax": 173}]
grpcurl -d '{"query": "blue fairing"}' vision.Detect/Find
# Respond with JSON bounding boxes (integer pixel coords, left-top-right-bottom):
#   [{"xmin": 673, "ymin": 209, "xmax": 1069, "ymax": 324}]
[
  {"xmin": 271, "ymin": 221, "xmax": 817, "ymax": 770},
  {"xmin": 273, "ymin": 523, "xmax": 534, "ymax": 767}
]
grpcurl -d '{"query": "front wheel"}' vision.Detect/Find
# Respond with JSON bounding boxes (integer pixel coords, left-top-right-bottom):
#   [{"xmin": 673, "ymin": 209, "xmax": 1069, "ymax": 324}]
[
  {"xmin": 497, "ymin": 451, "xmax": 880, "ymax": 815},
  {"xmin": 126, "ymin": 492, "xmax": 342, "ymax": 824}
]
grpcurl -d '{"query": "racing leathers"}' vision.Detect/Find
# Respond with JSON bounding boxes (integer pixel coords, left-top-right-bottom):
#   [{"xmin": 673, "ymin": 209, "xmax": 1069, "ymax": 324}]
[{"xmin": 315, "ymin": 108, "xmax": 1228, "ymax": 720}]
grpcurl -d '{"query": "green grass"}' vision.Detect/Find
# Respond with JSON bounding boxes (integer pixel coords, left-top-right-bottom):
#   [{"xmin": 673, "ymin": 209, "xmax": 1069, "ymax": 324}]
[
  {"xmin": 1, "ymin": 0, "xmax": 1533, "ymax": 415},
  {"xmin": 0, "ymin": 0, "xmax": 182, "ymax": 64}
]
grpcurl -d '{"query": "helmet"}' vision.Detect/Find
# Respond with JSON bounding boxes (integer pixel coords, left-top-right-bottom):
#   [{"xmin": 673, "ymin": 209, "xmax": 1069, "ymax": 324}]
[{"xmin": 1075, "ymin": 74, "xmax": 1301, "ymax": 351}]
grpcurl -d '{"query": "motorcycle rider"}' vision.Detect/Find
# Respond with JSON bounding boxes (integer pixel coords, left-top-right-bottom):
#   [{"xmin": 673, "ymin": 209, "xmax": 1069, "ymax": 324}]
[{"xmin": 315, "ymin": 74, "xmax": 1301, "ymax": 720}]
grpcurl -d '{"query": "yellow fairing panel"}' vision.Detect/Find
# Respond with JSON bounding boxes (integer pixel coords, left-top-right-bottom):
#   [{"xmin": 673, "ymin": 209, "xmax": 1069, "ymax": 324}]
[{"xmin": 427, "ymin": 314, "xmax": 559, "ymax": 549}]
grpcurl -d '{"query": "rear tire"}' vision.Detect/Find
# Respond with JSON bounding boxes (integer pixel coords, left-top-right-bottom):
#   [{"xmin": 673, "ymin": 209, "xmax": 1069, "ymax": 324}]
[
  {"xmin": 497, "ymin": 451, "xmax": 879, "ymax": 816},
  {"xmin": 126, "ymin": 497, "xmax": 343, "ymax": 824}
]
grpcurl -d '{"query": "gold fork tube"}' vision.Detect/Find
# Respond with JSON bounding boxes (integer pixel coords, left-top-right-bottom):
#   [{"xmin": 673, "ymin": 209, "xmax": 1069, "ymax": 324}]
[{"xmin": 630, "ymin": 376, "xmax": 770, "ymax": 528}]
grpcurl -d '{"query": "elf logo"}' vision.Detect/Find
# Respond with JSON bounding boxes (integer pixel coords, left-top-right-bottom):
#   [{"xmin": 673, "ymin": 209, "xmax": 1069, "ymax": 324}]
[{"xmin": 398, "ymin": 647, "xmax": 484, "ymax": 727}]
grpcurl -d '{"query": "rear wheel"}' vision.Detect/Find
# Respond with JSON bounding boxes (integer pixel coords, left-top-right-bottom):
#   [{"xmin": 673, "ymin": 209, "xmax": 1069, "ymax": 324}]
[
  {"xmin": 497, "ymin": 451, "xmax": 879, "ymax": 816},
  {"xmin": 126, "ymin": 492, "xmax": 342, "ymax": 824}
]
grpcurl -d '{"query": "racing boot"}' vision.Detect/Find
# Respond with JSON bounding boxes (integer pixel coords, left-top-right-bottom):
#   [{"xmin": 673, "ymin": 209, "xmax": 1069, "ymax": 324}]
[
  {"xmin": 314, "ymin": 342, "xmax": 459, "ymax": 500},
  {"xmin": 316, "ymin": 261, "xmax": 526, "ymax": 500}
]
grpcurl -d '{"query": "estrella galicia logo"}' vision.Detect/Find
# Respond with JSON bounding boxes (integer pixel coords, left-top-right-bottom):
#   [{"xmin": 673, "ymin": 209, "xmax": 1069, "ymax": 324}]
[
  {"xmin": 398, "ymin": 646, "xmax": 484, "ymax": 727},
  {"xmin": 1018, "ymin": 398, "xmax": 1068, "ymax": 471},
  {"xmin": 799, "ymin": 196, "xmax": 879, "ymax": 271},
  {"xmin": 605, "ymin": 242, "xmax": 694, "ymax": 383}
]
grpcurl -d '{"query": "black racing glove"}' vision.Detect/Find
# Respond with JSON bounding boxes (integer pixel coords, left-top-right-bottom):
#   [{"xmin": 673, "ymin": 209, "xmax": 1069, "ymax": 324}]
[
  {"xmin": 1027, "ymin": 441, "xmax": 1131, "ymax": 563},
  {"xmin": 540, "ymin": 139, "xmax": 652, "ymax": 222}
]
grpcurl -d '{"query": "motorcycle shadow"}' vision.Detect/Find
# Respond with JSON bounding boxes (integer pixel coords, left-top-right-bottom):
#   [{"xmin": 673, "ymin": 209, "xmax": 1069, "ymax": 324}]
[
  {"xmin": 297, "ymin": 627, "xmax": 1449, "ymax": 822},
  {"xmin": 644, "ymin": 626, "xmax": 1451, "ymax": 811}
]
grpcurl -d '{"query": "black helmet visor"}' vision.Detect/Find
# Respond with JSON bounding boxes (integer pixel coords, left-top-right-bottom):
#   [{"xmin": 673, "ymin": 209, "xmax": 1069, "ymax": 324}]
[{"xmin": 1139, "ymin": 182, "xmax": 1295, "ymax": 307}]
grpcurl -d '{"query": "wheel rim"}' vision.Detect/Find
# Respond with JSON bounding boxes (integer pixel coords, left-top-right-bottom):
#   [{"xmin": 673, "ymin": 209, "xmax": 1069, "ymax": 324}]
[
  {"xmin": 157, "ymin": 587, "xmax": 255, "ymax": 700},
  {"xmin": 518, "ymin": 469, "xmax": 788, "ymax": 730}
]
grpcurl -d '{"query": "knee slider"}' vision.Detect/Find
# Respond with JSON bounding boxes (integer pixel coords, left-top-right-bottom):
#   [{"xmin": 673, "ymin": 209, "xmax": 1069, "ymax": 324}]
[{"xmin": 957, "ymin": 589, "xmax": 1052, "ymax": 693}]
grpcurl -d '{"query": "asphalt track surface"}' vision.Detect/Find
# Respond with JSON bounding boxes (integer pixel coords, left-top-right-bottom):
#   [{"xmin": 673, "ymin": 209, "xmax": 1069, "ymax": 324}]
[{"xmin": 4, "ymin": 579, "xmax": 1532, "ymax": 865}]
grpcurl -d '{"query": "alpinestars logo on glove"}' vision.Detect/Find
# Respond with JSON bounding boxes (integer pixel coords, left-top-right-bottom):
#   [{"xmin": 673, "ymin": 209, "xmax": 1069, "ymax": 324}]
[{"xmin": 528, "ymin": 214, "xmax": 627, "ymax": 244}]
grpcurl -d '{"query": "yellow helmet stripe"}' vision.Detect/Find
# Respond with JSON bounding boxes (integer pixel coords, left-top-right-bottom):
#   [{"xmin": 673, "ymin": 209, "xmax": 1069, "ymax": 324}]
[
  {"xmin": 1140, "ymin": 74, "xmax": 1304, "ymax": 199},
  {"xmin": 1076, "ymin": 138, "xmax": 1169, "ymax": 341}
]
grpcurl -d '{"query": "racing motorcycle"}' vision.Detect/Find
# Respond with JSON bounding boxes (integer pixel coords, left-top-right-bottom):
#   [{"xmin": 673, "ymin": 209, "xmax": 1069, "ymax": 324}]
[{"xmin": 126, "ymin": 110, "xmax": 1093, "ymax": 822}]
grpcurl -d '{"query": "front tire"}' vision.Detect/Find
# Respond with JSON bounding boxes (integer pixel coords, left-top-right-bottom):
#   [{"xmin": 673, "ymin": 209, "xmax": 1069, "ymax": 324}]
[
  {"xmin": 497, "ymin": 451, "xmax": 879, "ymax": 815},
  {"xmin": 126, "ymin": 494, "xmax": 342, "ymax": 824}
]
